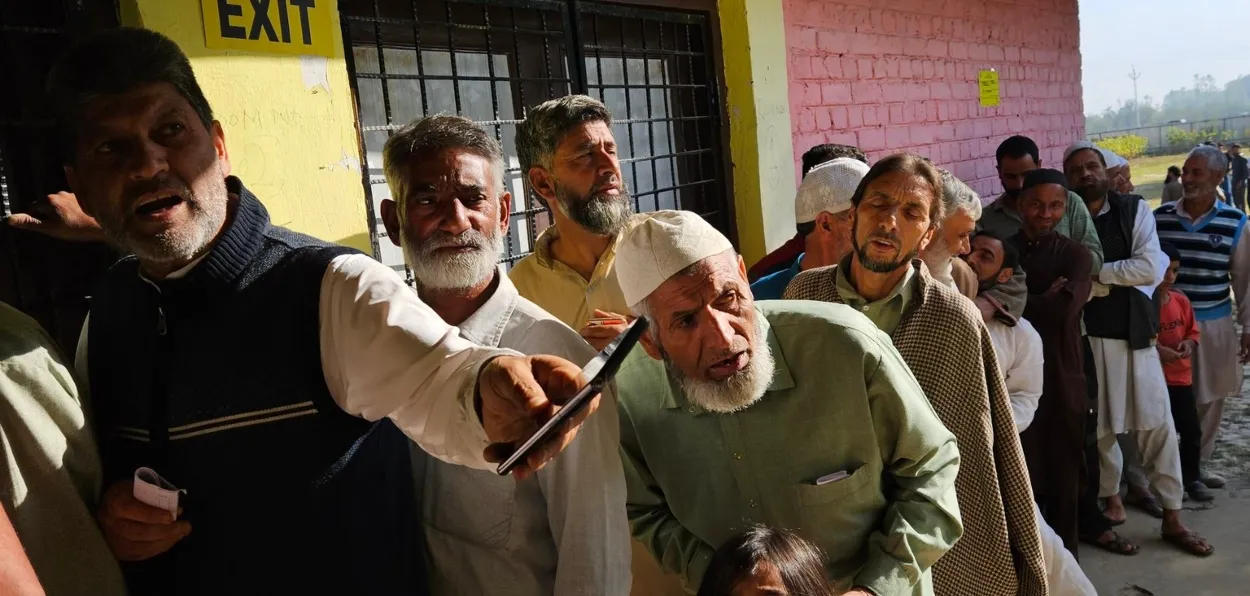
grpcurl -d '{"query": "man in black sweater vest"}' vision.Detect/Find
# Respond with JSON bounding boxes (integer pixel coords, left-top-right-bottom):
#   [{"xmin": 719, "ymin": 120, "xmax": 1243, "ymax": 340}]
[{"xmin": 27, "ymin": 27, "xmax": 603, "ymax": 594}]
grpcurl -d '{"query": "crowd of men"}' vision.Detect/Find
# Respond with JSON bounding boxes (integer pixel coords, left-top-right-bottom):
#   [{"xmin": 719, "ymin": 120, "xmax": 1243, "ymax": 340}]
[{"xmin": 0, "ymin": 26, "xmax": 1244, "ymax": 596}]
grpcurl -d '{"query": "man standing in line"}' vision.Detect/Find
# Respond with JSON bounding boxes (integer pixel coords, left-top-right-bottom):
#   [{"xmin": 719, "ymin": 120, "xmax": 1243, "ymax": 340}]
[
  {"xmin": 785, "ymin": 154, "xmax": 1046, "ymax": 596},
  {"xmin": 980, "ymin": 135, "xmax": 1104, "ymax": 272},
  {"xmin": 920, "ymin": 170, "xmax": 981, "ymax": 299},
  {"xmin": 510, "ymin": 95, "xmax": 643, "ymax": 351},
  {"xmin": 748, "ymin": 144, "xmax": 869, "ymax": 281},
  {"xmin": 37, "ymin": 28, "xmax": 604, "ymax": 594},
  {"xmin": 750, "ymin": 158, "xmax": 867, "ymax": 299},
  {"xmin": 615, "ymin": 210, "xmax": 963, "ymax": 595},
  {"xmin": 962, "ymin": 233, "xmax": 1099, "ymax": 596},
  {"xmin": 1064, "ymin": 144, "xmax": 1212, "ymax": 556},
  {"xmin": 1010, "ymin": 170, "xmax": 1094, "ymax": 555},
  {"xmin": 1230, "ymin": 144, "xmax": 1248, "ymax": 212},
  {"xmin": 378, "ymin": 115, "xmax": 632, "ymax": 593},
  {"xmin": 1155, "ymin": 144, "xmax": 1250, "ymax": 490}
]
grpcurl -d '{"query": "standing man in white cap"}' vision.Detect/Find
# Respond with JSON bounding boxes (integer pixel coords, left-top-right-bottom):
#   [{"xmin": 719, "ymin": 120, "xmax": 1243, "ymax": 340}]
[
  {"xmin": 1064, "ymin": 143, "xmax": 1212, "ymax": 556},
  {"xmin": 510, "ymin": 95, "xmax": 646, "ymax": 351},
  {"xmin": 749, "ymin": 158, "xmax": 868, "ymax": 300},
  {"xmin": 614, "ymin": 210, "xmax": 962, "ymax": 596},
  {"xmin": 921, "ymin": 170, "xmax": 982, "ymax": 300},
  {"xmin": 785, "ymin": 153, "xmax": 1046, "ymax": 596},
  {"xmin": 378, "ymin": 114, "xmax": 632, "ymax": 594},
  {"xmin": 1155, "ymin": 144, "xmax": 1250, "ymax": 491}
]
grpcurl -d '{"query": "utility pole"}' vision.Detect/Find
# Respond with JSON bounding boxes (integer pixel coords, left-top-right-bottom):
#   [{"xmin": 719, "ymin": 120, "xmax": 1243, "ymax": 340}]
[{"xmin": 1129, "ymin": 66, "xmax": 1142, "ymax": 128}]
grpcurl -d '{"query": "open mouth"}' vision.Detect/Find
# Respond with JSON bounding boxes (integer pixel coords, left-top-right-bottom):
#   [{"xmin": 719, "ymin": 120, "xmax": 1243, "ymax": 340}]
[
  {"xmin": 708, "ymin": 351, "xmax": 748, "ymax": 377},
  {"xmin": 134, "ymin": 194, "xmax": 184, "ymax": 218}
]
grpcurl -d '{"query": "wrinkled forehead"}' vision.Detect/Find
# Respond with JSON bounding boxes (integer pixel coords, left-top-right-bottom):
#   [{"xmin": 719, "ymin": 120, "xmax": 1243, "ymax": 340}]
[
  {"xmin": 554, "ymin": 120, "xmax": 615, "ymax": 156},
  {"xmin": 863, "ymin": 171, "xmax": 935, "ymax": 206},
  {"xmin": 1022, "ymin": 183, "xmax": 1066, "ymax": 204},
  {"xmin": 647, "ymin": 252, "xmax": 742, "ymax": 310},
  {"xmin": 971, "ymin": 234, "xmax": 1004, "ymax": 256},
  {"xmin": 77, "ymin": 82, "xmax": 197, "ymax": 136},
  {"xmin": 406, "ymin": 148, "xmax": 497, "ymax": 189}
]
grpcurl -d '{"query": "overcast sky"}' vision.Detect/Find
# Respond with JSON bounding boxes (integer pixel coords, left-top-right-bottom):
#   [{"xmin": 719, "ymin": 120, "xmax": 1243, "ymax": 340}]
[{"xmin": 1079, "ymin": 0, "xmax": 1250, "ymax": 115}]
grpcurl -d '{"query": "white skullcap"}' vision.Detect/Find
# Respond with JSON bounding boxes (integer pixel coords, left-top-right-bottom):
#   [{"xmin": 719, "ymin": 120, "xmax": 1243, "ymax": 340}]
[
  {"xmin": 794, "ymin": 158, "xmax": 870, "ymax": 224},
  {"xmin": 1063, "ymin": 141, "xmax": 1125, "ymax": 168},
  {"xmin": 615, "ymin": 210, "xmax": 734, "ymax": 308}
]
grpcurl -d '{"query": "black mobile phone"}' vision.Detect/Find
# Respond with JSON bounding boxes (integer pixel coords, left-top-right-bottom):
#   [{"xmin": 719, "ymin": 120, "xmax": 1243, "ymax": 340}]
[{"xmin": 496, "ymin": 317, "xmax": 649, "ymax": 475}]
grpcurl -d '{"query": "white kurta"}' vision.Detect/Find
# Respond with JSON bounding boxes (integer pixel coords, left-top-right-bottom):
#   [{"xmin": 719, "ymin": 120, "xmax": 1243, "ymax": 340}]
[
  {"xmin": 988, "ymin": 316, "xmax": 1096, "ymax": 596},
  {"xmin": 1089, "ymin": 197, "xmax": 1171, "ymax": 436}
]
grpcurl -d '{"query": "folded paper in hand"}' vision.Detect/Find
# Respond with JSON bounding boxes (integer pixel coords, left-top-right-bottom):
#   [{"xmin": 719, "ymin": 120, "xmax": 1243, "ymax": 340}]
[{"xmin": 134, "ymin": 467, "xmax": 185, "ymax": 517}]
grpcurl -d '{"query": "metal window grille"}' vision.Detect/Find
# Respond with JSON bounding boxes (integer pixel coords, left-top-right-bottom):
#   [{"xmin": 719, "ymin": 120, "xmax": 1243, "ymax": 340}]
[
  {"xmin": 338, "ymin": 0, "xmax": 730, "ymax": 277},
  {"xmin": 0, "ymin": 0, "xmax": 120, "ymax": 353}
]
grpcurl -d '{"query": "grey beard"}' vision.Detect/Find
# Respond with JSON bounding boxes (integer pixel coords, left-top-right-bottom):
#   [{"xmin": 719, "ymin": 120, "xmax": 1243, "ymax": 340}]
[
  {"xmin": 104, "ymin": 178, "xmax": 228, "ymax": 267},
  {"xmin": 404, "ymin": 227, "xmax": 504, "ymax": 291},
  {"xmin": 662, "ymin": 317, "xmax": 775, "ymax": 414},
  {"xmin": 921, "ymin": 236, "xmax": 955, "ymax": 283},
  {"xmin": 554, "ymin": 184, "xmax": 633, "ymax": 237}
]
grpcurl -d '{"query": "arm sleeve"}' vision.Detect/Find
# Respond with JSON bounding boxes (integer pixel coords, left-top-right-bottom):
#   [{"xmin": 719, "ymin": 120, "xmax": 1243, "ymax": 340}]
[
  {"xmin": 1008, "ymin": 323, "xmax": 1045, "ymax": 434},
  {"xmin": 853, "ymin": 341, "xmax": 963, "ymax": 596},
  {"xmin": 538, "ymin": 382, "xmax": 632, "ymax": 596},
  {"xmin": 619, "ymin": 401, "xmax": 716, "ymax": 592},
  {"xmin": 1233, "ymin": 221, "xmax": 1250, "ymax": 329},
  {"xmin": 319, "ymin": 254, "xmax": 509, "ymax": 470},
  {"xmin": 1067, "ymin": 194, "xmax": 1105, "ymax": 276},
  {"xmin": 1026, "ymin": 246, "xmax": 1094, "ymax": 328},
  {"xmin": 1099, "ymin": 201, "xmax": 1167, "ymax": 289}
]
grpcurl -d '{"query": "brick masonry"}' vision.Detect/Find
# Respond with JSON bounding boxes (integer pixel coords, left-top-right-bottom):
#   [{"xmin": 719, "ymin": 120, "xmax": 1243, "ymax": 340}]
[{"xmin": 784, "ymin": 0, "xmax": 1084, "ymax": 200}]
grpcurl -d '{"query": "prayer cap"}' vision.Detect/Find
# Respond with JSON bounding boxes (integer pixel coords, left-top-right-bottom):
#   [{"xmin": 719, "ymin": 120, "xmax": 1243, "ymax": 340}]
[
  {"xmin": 1063, "ymin": 140, "xmax": 1109, "ymax": 165},
  {"xmin": 616, "ymin": 210, "xmax": 734, "ymax": 308},
  {"xmin": 794, "ymin": 158, "xmax": 870, "ymax": 224},
  {"xmin": 1021, "ymin": 168, "xmax": 1068, "ymax": 191}
]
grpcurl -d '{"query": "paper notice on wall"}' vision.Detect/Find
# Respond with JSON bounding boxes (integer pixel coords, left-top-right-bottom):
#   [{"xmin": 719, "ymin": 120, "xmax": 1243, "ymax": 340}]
[{"xmin": 979, "ymin": 70, "xmax": 1001, "ymax": 107}]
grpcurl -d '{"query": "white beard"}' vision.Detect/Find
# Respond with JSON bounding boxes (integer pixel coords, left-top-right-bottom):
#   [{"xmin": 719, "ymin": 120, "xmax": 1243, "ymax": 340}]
[
  {"xmin": 404, "ymin": 227, "xmax": 504, "ymax": 291},
  {"xmin": 921, "ymin": 236, "xmax": 955, "ymax": 286},
  {"xmin": 666, "ymin": 317, "xmax": 776, "ymax": 414}
]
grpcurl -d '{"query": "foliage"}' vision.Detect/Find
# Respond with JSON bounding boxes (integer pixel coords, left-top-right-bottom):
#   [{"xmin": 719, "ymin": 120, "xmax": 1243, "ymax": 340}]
[
  {"xmin": 1165, "ymin": 126, "xmax": 1238, "ymax": 148},
  {"xmin": 1086, "ymin": 74, "xmax": 1250, "ymax": 134},
  {"xmin": 1095, "ymin": 135, "xmax": 1148, "ymax": 159}
]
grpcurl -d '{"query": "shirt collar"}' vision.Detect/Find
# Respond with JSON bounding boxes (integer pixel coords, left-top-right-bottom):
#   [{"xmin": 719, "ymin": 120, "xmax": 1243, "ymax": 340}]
[
  {"xmin": 1175, "ymin": 196, "xmax": 1220, "ymax": 221},
  {"xmin": 529, "ymin": 214, "xmax": 643, "ymax": 284},
  {"xmin": 454, "ymin": 267, "xmax": 516, "ymax": 348},
  {"xmin": 833, "ymin": 254, "xmax": 917, "ymax": 311},
  {"xmin": 662, "ymin": 306, "xmax": 796, "ymax": 414}
]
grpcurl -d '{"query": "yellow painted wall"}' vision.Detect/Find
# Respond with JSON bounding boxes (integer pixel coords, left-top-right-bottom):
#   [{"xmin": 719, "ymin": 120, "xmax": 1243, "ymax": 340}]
[
  {"xmin": 123, "ymin": 0, "xmax": 371, "ymax": 252},
  {"xmin": 719, "ymin": 0, "xmax": 796, "ymax": 265}
]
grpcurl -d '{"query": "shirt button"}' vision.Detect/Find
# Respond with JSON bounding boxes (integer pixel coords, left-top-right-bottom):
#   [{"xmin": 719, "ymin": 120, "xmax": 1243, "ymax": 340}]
[
  {"xmin": 861, "ymin": 306, "xmax": 869, "ymax": 312},
  {"xmin": 688, "ymin": 406, "xmax": 697, "ymax": 413},
  {"xmin": 733, "ymin": 452, "xmax": 744, "ymax": 460},
  {"xmin": 748, "ymin": 500, "xmax": 757, "ymax": 508}
]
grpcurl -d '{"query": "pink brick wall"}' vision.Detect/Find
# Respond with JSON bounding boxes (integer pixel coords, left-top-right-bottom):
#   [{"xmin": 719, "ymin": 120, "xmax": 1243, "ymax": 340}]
[{"xmin": 784, "ymin": 0, "xmax": 1084, "ymax": 199}]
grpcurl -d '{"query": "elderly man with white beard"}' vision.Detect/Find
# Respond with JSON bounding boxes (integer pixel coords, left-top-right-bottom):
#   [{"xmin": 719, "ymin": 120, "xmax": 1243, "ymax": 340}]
[
  {"xmin": 612, "ymin": 210, "xmax": 962, "ymax": 596},
  {"xmin": 921, "ymin": 169, "xmax": 982, "ymax": 300},
  {"xmin": 379, "ymin": 115, "xmax": 631, "ymax": 595}
]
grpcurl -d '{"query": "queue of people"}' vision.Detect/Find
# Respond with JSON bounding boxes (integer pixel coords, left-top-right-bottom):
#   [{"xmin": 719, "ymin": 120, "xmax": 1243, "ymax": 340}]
[{"xmin": 0, "ymin": 25, "xmax": 1242, "ymax": 596}]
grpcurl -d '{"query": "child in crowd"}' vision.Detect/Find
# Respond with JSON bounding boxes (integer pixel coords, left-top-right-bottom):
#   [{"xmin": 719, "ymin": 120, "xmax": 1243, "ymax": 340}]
[
  {"xmin": 697, "ymin": 526, "xmax": 832, "ymax": 596},
  {"xmin": 1156, "ymin": 242, "xmax": 1213, "ymax": 502}
]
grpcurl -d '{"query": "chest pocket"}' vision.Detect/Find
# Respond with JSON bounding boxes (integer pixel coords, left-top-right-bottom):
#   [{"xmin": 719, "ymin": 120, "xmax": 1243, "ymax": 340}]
[
  {"xmin": 421, "ymin": 457, "xmax": 517, "ymax": 549},
  {"xmin": 793, "ymin": 465, "xmax": 881, "ymax": 544}
]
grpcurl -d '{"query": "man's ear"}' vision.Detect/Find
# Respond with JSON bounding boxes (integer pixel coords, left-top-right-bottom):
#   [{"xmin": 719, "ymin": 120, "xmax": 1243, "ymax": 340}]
[
  {"xmin": 527, "ymin": 166, "xmax": 557, "ymax": 207},
  {"xmin": 380, "ymin": 199, "xmax": 402, "ymax": 248},
  {"xmin": 736, "ymin": 253, "xmax": 748, "ymax": 283},
  {"xmin": 639, "ymin": 327, "xmax": 662, "ymax": 361},
  {"xmin": 498, "ymin": 190, "xmax": 513, "ymax": 231},
  {"xmin": 212, "ymin": 121, "xmax": 230, "ymax": 177},
  {"xmin": 997, "ymin": 266, "xmax": 1014, "ymax": 285},
  {"xmin": 918, "ymin": 225, "xmax": 937, "ymax": 252}
]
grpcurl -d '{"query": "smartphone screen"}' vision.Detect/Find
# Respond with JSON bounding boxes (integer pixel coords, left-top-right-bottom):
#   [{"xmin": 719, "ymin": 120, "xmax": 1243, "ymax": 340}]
[{"xmin": 496, "ymin": 317, "xmax": 649, "ymax": 475}]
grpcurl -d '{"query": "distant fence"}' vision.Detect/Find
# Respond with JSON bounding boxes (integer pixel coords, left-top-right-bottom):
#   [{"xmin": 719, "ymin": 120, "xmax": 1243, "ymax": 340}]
[{"xmin": 1088, "ymin": 115, "xmax": 1250, "ymax": 156}]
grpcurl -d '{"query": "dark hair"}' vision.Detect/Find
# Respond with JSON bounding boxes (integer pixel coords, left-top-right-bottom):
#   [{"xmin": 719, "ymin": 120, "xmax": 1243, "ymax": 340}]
[
  {"xmin": 801, "ymin": 144, "xmax": 868, "ymax": 177},
  {"xmin": 516, "ymin": 95, "xmax": 612, "ymax": 209},
  {"xmin": 1165, "ymin": 165, "xmax": 1181, "ymax": 183},
  {"xmin": 974, "ymin": 229, "xmax": 1019, "ymax": 272},
  {"xmin": 995, "ymin": 135, "xmax": 1040, "ymax": 166},
  {"xmin": 1160, "ymin": 241, "xmax": 1181, "ymax": 262},
  {"xmin": 697, "ymin": 526, "xmax": 831, "ymax": 596},
  {"xmin": 48, "ymin": 27, "xmax": 214, "ymax": 161},
  {"xmin": 851, "ymin": 153, "xmax": 945, "ymax": 225},
  {"xmin": 796, "ymin": 220, "xmax": 817, "ymax": 237}
]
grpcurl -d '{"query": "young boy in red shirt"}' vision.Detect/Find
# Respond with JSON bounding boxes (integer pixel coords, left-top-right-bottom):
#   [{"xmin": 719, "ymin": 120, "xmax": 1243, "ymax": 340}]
[{"xmin": 1157, "ymin": 242, "xmax": 1213, "ymax": 502}]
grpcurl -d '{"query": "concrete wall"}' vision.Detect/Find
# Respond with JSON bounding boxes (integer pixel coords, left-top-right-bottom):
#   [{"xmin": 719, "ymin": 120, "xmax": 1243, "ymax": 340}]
[
  {"xmin": 124, "ymin": 0, "xmax": 372, "ymax": 251},
  {"xmin": 784, "ymin": 0, "xmax": 1084, "ymax": 199}
]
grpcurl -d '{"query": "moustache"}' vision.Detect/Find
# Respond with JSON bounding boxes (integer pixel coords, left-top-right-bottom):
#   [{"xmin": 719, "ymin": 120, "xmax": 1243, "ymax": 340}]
[
  {"xmin": 125, "ymin": 176, "xmax": 192, "ymax": 205},
  {"xmin": 868, "ymin": 231, "xmax": 901, "ymax": 246},
  {"xmin": 417, "ymin": 229, "xmax": 491, "ymax": 254}
]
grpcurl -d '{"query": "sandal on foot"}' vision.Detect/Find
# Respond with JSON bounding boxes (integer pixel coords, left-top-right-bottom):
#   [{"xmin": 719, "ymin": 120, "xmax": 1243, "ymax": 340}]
[
  {"xmin": 1081, "ymin": 531, "xmax": 1140, "ymax": 556},
  {"xmin": 1125, "ymin": 494, "xmax": 1165, "ymax": 518},
  {"xmin": 1163, "ymin": 530, "xmax": 1214, "ymax": 557}
]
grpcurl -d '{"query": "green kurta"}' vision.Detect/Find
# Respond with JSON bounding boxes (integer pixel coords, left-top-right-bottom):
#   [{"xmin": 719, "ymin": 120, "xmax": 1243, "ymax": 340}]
[
  {"xmin": 617, "ymin": 301, "xmax": 963, "ymax": 595},
  {"xmin": 834, "ymin": 264, "xmax": 917, "ymax": 335}
]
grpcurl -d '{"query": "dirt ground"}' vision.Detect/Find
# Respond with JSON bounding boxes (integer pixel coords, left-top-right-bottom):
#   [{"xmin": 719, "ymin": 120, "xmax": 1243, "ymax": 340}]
[{"xmin": 1081, "ymin": 369, "xmax": 1250, "ymax": 595}]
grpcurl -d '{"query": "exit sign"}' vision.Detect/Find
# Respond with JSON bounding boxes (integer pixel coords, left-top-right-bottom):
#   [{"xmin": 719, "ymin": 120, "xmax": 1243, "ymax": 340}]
[{"xmin": 201, "ymin": 0, "xmax": 336, "ymax": 57}]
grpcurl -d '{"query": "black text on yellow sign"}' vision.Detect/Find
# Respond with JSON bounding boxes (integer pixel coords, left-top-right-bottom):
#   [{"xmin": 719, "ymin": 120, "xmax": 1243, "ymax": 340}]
[{"xmin": 202, "ymin": 0, "xmax": 337, "ymax": 57}]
